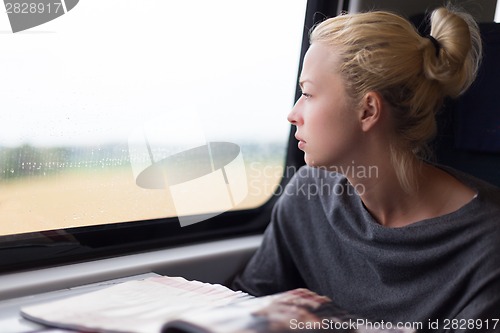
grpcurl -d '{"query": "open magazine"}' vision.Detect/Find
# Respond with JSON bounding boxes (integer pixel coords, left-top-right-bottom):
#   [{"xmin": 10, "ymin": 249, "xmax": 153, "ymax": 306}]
[{"xmin": 20, "ymin": 276, "xmax": 415, "ymax": 333}]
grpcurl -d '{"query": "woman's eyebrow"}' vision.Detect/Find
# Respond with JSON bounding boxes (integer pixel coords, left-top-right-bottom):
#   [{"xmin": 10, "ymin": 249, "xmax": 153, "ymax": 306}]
[{"xmin": 299, "ymin": 79, "xmax": 314, "ymax": 89}]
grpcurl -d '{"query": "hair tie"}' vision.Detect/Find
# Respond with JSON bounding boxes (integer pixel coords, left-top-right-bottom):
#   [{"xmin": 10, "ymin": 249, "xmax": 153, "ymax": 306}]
[{"xmin": 425, "ymin": 35, "xmax": 441, "ymax": 57}]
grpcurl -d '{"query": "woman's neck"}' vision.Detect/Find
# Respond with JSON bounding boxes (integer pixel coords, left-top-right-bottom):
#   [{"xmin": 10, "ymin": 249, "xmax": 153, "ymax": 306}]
[{"xmin": 347, "ymin": 161, "xmax": 476, "ymax": 228}]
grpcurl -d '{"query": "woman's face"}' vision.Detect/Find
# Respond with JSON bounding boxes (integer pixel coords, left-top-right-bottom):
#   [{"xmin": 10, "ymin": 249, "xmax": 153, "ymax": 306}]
[{"xmin": 287, "ymin": 43, "xmax": 362, "ymax": 169}]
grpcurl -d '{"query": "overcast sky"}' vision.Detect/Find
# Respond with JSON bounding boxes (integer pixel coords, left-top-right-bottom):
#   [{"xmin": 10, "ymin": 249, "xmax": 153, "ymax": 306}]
[{"xmin": 0, "ymin": 0, "xmax": 306, "ymax": 147}]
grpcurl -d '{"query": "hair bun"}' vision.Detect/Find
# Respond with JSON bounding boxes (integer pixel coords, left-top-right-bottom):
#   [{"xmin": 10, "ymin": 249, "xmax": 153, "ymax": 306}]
[{"xmin": 422, "ymin": 6, "xmax": 482, "ymax": 98}]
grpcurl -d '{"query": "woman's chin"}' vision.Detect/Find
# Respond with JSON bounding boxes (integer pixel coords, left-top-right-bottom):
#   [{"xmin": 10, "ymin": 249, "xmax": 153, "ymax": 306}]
[{"xmin": 304, "ymin": 155, "xmax": 320, "ymax": 167}]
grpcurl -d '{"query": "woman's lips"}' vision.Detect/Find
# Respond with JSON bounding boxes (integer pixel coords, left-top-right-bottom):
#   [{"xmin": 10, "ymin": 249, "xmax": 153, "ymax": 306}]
[{"xmin": 295, "ymin": 136, "xmax": 306, "ymax": 150}]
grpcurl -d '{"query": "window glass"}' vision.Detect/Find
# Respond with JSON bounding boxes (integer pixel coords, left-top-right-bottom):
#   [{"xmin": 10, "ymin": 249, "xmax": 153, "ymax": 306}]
[{"xmin": 0, "ymin": 0, "xmax": 306, "ymax": 235}]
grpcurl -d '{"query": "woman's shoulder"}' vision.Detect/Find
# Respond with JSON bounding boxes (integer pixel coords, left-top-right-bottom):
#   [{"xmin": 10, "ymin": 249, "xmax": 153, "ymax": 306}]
[{"xmin": 440, "ymin": 165, "xmax": 500, "ymax": 206}]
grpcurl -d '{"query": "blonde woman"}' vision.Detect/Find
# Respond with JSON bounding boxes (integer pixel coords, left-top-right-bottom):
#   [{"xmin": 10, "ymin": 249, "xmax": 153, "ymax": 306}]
[{"xmin": 234, "ymin": 6, "xmax": 500, "ymax": 332}]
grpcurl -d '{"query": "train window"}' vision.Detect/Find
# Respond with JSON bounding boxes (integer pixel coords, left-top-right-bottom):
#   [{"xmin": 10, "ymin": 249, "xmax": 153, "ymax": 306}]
[
  {"xmin": 0, "ymin": 0, "xmax": 308, "ymax": 272},
  {"xmin": 0, "ymin": 1, "xmax": 306, "ymax": 236}
]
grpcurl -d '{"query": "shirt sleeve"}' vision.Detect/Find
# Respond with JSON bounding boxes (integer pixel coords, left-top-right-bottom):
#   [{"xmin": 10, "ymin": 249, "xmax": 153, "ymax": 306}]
[{"xmin": 231, "ymin": 197, "xmax": 306, "ymax": 296}]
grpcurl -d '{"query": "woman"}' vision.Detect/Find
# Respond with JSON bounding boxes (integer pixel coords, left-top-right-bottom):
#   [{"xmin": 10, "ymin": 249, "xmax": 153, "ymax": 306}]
[{"xmin": 233, "ymin": 6, "xmax": 500, "ymax": 332}]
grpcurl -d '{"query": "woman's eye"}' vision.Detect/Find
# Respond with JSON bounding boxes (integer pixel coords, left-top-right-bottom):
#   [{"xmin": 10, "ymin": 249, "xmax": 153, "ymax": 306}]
[{"xmin": 301, "ymin": 92, "xmax": 311, "ymax": 99}]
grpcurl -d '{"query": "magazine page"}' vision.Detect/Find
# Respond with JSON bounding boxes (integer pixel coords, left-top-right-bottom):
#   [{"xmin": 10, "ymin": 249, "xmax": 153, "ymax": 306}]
[
  {"xmin": 162, "ymin": 289, "xmax": 416, "ymax": 333},
  {"xmin": 21, "ymin": 276, "xmax": 415, "ymax": 333},
  {"xmin": 20, "ymin": 276, "xmax": 252, "ymax": 333}
]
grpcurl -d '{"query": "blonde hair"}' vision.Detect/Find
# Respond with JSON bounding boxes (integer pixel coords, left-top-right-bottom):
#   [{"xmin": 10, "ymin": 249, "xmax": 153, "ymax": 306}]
[{"xmin": 310, "ymin": 7, "xmax": 482, "ymax": 193}]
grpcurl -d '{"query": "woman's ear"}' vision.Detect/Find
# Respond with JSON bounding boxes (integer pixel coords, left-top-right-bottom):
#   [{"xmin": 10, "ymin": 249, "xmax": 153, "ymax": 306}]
[{"xmin": 359, "ymin": 91, "xmax": 383, "ymax": 132}]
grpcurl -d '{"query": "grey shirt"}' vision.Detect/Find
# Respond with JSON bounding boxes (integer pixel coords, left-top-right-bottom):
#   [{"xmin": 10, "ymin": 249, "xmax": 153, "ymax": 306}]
[{"xmin": 233, "ymin": 166, "xmax": 500, "ymax": 332}]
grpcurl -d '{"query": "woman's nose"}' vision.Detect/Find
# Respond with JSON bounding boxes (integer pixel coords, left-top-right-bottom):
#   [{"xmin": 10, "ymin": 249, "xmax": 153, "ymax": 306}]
[{"xmin": 287, "ymin": 101, "xmax": 302, "ymax": 125}]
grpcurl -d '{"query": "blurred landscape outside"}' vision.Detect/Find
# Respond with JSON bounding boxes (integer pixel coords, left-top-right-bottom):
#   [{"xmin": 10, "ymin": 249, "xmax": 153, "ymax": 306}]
[{"xmin": 0, "ymin": 143, "xmax": 285, "ymax": 235}]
